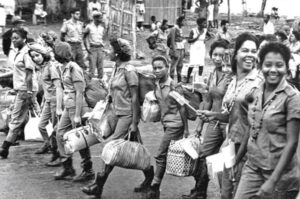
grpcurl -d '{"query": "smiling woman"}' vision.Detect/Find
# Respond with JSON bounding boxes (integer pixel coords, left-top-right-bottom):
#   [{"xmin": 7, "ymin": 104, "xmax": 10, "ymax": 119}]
[{"xmin": 234, "ymin": 42, "xmax": 300, "ymax": 199}]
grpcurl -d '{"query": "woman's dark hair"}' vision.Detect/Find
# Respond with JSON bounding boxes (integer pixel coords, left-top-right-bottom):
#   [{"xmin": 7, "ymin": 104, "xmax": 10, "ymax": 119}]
[
  {"xmin": 70, "ymin": 8, "xmax": 80, "ymax": 14},
  {"xmin": 28, "ymin": 49, "xmax": 51, "ymax": 64},
  {"xmin": 162, "ymin": 19, "xmax": 168, "ymax": 26},
  {"xmin": 275, "ymin": 31, "xmax": 288, "ymax": 41},
  {"xmin": 220, "ymin": 19, "xmax": 229, "ymax": 26},
  {"xmin": 231, "ymin": 32, "xmax": 259, "ymax": 74},
  {"xmin": 12, "ymin": 28, "xmax": 27, "ymax": 39},
  {"xmin": 110, "ymin": 38, "xmax": 131, "ymax": 62},
  {"xmin": 258, "ymin": 42, "xmax": 290, "ymax": 70},
  {"xmin": 197, "ymin": 18, "xmax": 206, "ymax": 26},
  {"xmin": 151, "ymin": 16, "xmax": 156, "ymax": 22},
  {"xmin": 209, "ymin": 39, "xmax": 228, "ymax": 58},
  {"xmin": 152, "ymin": 55, "xmax": 169, "ymax": 68},
  {"xmin": 291, "ymin": 30, "xmax": 300, "ymax": 41}
]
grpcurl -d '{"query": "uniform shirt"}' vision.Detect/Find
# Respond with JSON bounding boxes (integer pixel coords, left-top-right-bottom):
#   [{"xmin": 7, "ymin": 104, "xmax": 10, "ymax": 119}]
[
  {"xmin": 61, "ymin": 61, "xmax": 87, "ymax": 108},
  {"xmin": 216, "ymin": 30, "xmax": 231, "ymax": 43},
  {"xmin": 247, "ymin": 79, "xmax": 300, "ymax": 191},
  {"xmin": 155, "ymin": 77, "xmax": 183, "ymax": 128},
  {"xmin": 60, "ymin": 19, "xmax": 84, "ymax": 43},
  {"xmin": 247, "ymin": 79, "xmax": 300, "ymax": 170},
  {"xmin": 84, "ymin": 22, "xmax": 105, "ymax": 46},
  {"xmin": 13, "ymin": 45, "xmax": 38, "ymax": 92},
  {"xmin": 206, "ymin": 69, "xmax": 232, "ymax": 113},
  {"xmin": 222, "ymin": 69, "xmax": 263, "ymax": 143},
  {"xmin": 41, "ymin": 61, "xmax": 61, "ymax": 102},
  {"xmin": 110, "ymin": 63, "xmax": 139, "ymax": 116}
]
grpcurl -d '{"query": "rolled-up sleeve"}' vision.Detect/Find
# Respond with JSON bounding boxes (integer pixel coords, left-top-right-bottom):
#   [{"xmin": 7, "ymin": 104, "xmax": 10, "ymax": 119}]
[{"xmin": 287, "ymin": 93, "xmax": 300, "ymax": 121}]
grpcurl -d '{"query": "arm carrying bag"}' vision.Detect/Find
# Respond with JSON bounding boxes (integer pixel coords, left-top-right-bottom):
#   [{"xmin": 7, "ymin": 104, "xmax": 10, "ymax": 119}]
[{"xmin": 141, "ymin": 91, "xmax": 161, "ymax": 122}]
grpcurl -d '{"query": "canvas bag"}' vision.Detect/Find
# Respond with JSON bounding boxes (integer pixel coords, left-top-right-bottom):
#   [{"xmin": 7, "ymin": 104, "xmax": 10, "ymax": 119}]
[
  {"xmin": 101, "ymin": 132, "xmax": 151, "ymax": 170},
  {"xmin": 24, "ymin": 111, "xmax": 53, "ymax": 142},
  {"xmin": 141, "ymin": 91, "xmax": 161, "ymax": 122},
  {"xmin": 63, "ymin": 124, "xmax": 100, "ymax": 155},
  {"xmin": 88, "ymin": 100, "xmax": 116, "ymax": 141}
]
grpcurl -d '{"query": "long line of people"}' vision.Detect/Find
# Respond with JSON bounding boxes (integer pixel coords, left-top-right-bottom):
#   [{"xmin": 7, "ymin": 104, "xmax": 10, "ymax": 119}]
[{"xmin": 1, "ymin": 12, "xmax": 300, "ymax": 199}]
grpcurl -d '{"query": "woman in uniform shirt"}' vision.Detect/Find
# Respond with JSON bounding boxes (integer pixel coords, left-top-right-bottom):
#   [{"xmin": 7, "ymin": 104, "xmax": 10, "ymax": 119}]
[
  {"xmin": 0, "ymin": 28, "xmax": 39, "ymax": 159},
  {"xmin": 81, "ymin": 38, "xmax": 154, "ymax": 198},
  {"xmin": 234, "ymin": 42, "xmax": 300, "ymax": 199},
  {"xmin": 184, "ymin": 40, "xmax": 232, "ymax": 199},
  {"xmin": 198, "ymin": 32, "xmax": 264, "ymax": 199}
]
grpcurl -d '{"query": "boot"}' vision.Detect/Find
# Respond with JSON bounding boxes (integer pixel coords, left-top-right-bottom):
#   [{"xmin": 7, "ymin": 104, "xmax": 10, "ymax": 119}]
[
  {"xmin": 81, "ymin": 172, "xmax": 110, "ymax": 198},
  {"xmin": 146, "ymin": 183, "xmax": 160, "ymax": 199},
  {"xmin": 134, "ymin": 166, "xmax": 154, "ymax": 192},
  {"xmin": 45, "ymin": 150, "xmax": 61, "ymax": 167},
  {"xmin": 73, "ymin": 148, "xmax": 95, "ymax": 182},
  {"xmin": 35, "ymin": 142, "xmax": 50, "ymax": 154},
  {"xmin": 54, "ymin": 158, "xmax": 76, "ymax": 180},
  {"xmin": 0, "ymin": 141, "xmax": 12, "ymax": 159},
  {"xmin": 72, "ymin": 169, "xmax": 95, "ymax": 182}
]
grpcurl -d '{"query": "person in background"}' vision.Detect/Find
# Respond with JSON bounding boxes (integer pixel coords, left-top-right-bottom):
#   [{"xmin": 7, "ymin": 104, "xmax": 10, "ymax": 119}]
[
  {"xmin": 187, "ymin": 17, "xmax": 209, "ymax": 82},
  {"xmin": 53, "ymin": 42, "xmax": 94, "ymax": 182},
  {"xmin": 275, "ymin": 31, "xmax": 289, "ymax": 47},
  {"xmin": 234, "ymin": 42, "xmax": 300, "ymax": 199},
  {"xmin": 283, "ymin": 24, "xmax": 291, "ymax": 37},
  {"xmin": 27, "ymin": 43, "xmax": 62, "ymax": 167},
  {"xmin": 146, "ymin": 55, "xmax": 189, "ymax": 199},
  {"xmin": 0, "ymin": 28, "xmax": 39, "ymax": 159},
  {"xmin": 263, "ymin": 14, "xmax": 275, "ymax": 35},
  {"xmin": 0, "ymin": 2, "xmax": 6, "ymax": 34},
  {"xmin": 33, "ymin": 0, "xmax": 47, "ymax": 25},
  {"xmin": 207, "ymin": 0, "xmax": 214, "ymax": 29},
  {"xmin": 169, "ymin": 16, "xmax": 185, "ymax": 83},
  {"xmin": 212, "ymin": 0, "xmax": 223, "ymax": 29},
  {"xmin": 2, "ymin": 16, "xmax": 27, "ymax": 64},
  {"xmin": 60, "ymin": 8, "xmax": 87, "ymax": 70},
  {"xmin": 88, "ymin": 0, "xmax": 101, "ymax": 21},
  {"xmin": 289, "ymin": 30, "xmax": 300, "ymax": 55},
  {"xmin": 150, "ymin": 19, "xmax": 169, "ymax": 57},
  {"xmin": 81, "ymin": 38, "xmax": 154, "ymax": 198},
  {"xmin": 216, "ymin": 19, "xmax": 231, "ymax": 43},
  {"xmin": 136, "ymin": 0, "xmax": 145, "ymax": 32},
  {"xmin": 257, "ymin": 34, "xmax": 278, "ymax": 53},
  {"xmin": 198, "ymin": 32, "xmax": 264, "ymax": 199},
  {"xmin": 150, "ymin": 16, "xmax": 158, "ymax": 32},
  {"xmin": 83, "ymin": 11, "xmax": 106, "ymax": 79},
  {"xmin": 183, "ymin": 40, "xmax": 232, "ymax": 199}
]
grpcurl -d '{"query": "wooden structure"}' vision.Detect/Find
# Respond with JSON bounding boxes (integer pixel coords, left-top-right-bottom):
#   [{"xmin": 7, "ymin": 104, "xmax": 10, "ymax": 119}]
[
  {"xmin": 108, "ymin": 0, "xmax": 137, "ymax": 58},
  {"xmin": 144, "ymin": 0, "xmax": 182, "ymax": 25}
]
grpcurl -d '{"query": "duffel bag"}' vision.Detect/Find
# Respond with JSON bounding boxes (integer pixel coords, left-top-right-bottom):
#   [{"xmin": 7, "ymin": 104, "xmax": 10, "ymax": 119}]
[
  {"xmin": 64, "ymin": 125, "xmax": 100, "ymax": 155},
  {"xmin": 101, "ymin": 133, "xmax": 151, "ymax": 170},
  {"xmin": 166, "ymin": 139, "xmax": 197, "ymax": 177}
]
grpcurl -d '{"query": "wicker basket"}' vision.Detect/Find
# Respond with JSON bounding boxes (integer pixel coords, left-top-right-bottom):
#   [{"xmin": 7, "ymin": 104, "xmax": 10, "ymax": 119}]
[{"xmin": 166, "ymin": 140, "xmax": 197, "ymax": 177}]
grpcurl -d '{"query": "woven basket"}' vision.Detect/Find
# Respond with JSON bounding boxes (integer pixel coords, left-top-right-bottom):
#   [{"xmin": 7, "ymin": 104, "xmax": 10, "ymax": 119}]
[{"xmin": 166, "ymin": 140, "xmax": 196, "ymax": 177}]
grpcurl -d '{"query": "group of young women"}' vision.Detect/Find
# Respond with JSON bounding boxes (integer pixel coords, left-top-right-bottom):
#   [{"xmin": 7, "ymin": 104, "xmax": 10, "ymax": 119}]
[{"xmin": 0, "ymin": 24, "xmax": 300, "ymax": 199}]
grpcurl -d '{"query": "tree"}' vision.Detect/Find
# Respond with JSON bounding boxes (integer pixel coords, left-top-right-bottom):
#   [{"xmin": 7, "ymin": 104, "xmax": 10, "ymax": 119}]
[{"xmin": 258, "ymin": 0, "xmax": 267, "ymax": 17}]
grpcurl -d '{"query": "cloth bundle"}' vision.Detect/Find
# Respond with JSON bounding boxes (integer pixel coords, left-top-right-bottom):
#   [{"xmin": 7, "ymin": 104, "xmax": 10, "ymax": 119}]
[
  {"xmin": 63, "ymin": 125, "xmax": 99, "ymax": 154},
  {"xmin": 101, "ymin": 136, "xmax": 151, "ymax": 170},
  {"xmin": 141, "ymin": 91, "xmax": 160, "ymax": 122}
]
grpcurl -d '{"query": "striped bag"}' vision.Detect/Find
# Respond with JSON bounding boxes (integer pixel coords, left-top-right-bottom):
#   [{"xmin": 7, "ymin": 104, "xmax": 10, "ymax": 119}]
[{"xmin": 101, "ymin": 133, "xmax": 151, "ymax": 170}]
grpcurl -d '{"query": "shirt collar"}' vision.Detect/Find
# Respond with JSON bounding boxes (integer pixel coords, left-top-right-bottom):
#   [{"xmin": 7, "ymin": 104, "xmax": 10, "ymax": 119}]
[{"xmin": 156, "ymin": 76, "xmax": 172, "ymax": 88}]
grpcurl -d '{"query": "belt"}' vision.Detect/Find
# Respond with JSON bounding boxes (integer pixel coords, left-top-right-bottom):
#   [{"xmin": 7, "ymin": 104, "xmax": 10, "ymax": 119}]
[
  {"xmin": 64, "ymin": 91, "xmax": 75, "ymax": 94},
  {"xmin": 67, "ymin": 41, "xmax": 81, "ymax": 45},
  {"xmin": 90, "ymin": 44, "xmax": 103, "ymax": 48}
]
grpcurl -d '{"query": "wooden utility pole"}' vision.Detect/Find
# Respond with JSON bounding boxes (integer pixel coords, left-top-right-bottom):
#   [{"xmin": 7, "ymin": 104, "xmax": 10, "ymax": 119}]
[
  {"xmin": 132, "ymin": 0, "xmax": 137, "ymax": 59},
  {"xmin": 120, "ymin": 1, "xmax": 125, "ymax": 37},
  {"xmin": 227, "ymin": 0, "xmax": 231, "ymax": 22},
  {"xmin": 258, "ymin": 0, "xmax": 267, "ymax": 17}
]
